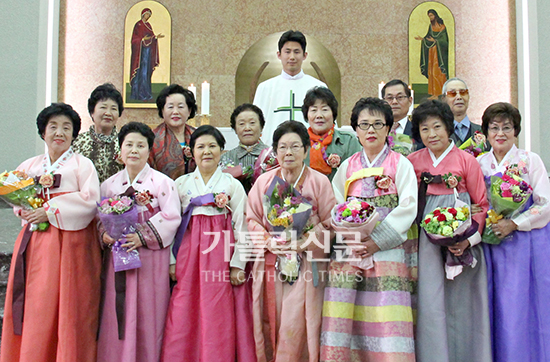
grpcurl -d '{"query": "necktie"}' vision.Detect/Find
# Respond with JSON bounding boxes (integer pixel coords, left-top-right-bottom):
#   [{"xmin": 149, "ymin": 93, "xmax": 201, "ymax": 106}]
[
  {"xmin": 455, "ymin": 124, "xmax": 466, "ymax": 141},
  {"xmin": 392, "ymin": 122, "xmax": 400, "ymax": 132}
]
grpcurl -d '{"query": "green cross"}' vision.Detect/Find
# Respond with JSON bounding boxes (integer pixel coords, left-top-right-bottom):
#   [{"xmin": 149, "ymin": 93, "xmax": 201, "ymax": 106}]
[{"xmin": 274, "ymin": 90, "xmax": 301, "ymax": 121}]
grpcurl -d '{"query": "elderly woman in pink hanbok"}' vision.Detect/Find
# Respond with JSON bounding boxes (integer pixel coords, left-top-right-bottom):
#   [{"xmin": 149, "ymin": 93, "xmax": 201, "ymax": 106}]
[
  {"xmin": 97, "ymin": 122, "xmax": 181, "ymax": 362},
  {"xmin": 247, "ymin": 120, "xmax": 336, "ymax": 362},
  {"xmin": 320, "ymin": 98, "xmax": 418, "ymax": 362},
  {"xmin": 162, "ymin": 125, "xmax": 255, "ymax": 362},
  {"xmin": 407, "ymin": 100, "xmax": 491, "ymax": 362},
  {"xmin": 1, "ymin": 103, "xmax": 101, "ymax": 362},
  {"xmin": 478, "ymin": 103, "xmax": 550, "ymax": 362}
]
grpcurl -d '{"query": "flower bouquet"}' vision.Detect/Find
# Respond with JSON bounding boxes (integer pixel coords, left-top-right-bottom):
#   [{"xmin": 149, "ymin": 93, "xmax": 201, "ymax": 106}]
[
  {"xmin": 420, "ymin": 198, "xmax": 479, "ymax": 279},
  {"xmin": 264, "ymin": 176, "xmax": 312, "ymax": 282},
  {"xmin": 459, "ymin": 131, "xmax": 489, "ymax": 158},
  {"xmin": 331, "ymin": 198, "xmax": 379, "ymax": 270},
  {"xmin": 482, "ymin": 167, "xmax": 533, "ymax": 244},
  {"xmin": 388, "ymin": 132, "xmax": 413, "ymax": 157},
  {"xmin": 220, "ymin": 159, "xmax": 254, "ymax": 180},
  {"xmin": 253, "ymin": 147, "xmax": 279, "ymax": 182},
  {"xmin": 98, "ymin": 195, "xmax": 142, "ymax": 272},
  {"xmin": 0, "ymin": 170, "xmax": 49, "ymax": 231}
]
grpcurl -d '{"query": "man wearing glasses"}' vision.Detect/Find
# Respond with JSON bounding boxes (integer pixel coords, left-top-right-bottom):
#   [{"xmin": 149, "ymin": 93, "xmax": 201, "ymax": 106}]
[
  {"xmin": 442, "ymin": 77, "xmax": 488, "ymax": 149},
  {"xmin": 381, "ymin": 79, "xmax": 424, "ymax": 151}
]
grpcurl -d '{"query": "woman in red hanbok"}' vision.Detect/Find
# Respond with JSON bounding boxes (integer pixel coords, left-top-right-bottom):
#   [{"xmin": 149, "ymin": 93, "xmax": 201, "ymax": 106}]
[{"xmin": 1, "ymin": 103, "xmax": 101, "ymax": 362}]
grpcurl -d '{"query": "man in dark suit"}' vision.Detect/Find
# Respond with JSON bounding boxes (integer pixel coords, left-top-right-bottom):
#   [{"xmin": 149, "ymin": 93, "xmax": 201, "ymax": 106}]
[
  {"xmin": 382, "ymin": 79, "xmax": 425, "ymax": 150},
  {"xmin": 442, "ymin": 78, "xmax": 488, "ymax": 149}
]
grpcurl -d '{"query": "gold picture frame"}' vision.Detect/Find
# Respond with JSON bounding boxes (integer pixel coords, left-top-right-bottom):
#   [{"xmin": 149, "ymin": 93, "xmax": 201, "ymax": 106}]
[
  {"xmin": 409, "ymin": 2, "xmax": 455, "ymax": 104},
  {"xmin": 123, "ymin": 1, "xmax": 171, "ymax": 108}
]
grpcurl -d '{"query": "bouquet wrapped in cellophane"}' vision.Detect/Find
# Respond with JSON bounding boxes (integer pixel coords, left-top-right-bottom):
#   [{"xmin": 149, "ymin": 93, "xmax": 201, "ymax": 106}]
[
  {"xmin": 459, "ymin": 131, "xmax": 489, "ymax": 158},
  {"xmin": 388, "ymin": 132, "xmax": 413, "ymax": 157},
  {"xmin": 253, "ymin": 147, "xmax": 279, "ymax": 181},
  {"xmin": 331, "ymin": 198, "xmax": 379, "ymax": 270},
  {"xmin": 483, "ymin": 166, "xmax": 533, "ymax": 244},
  {"xmin": 264, "ymin": 176, "xmax": 312, "ymax": 283},
  {"xmin": 98, "ymin": 195, "xmax": 141, "ymax": 272},
  {"xmin": 420, "ymin": 198, "xmax": 479, "ymax": 279},
  {"xmin": 0, "ymin": 170, "xmax": 49, "ymax": 231}
]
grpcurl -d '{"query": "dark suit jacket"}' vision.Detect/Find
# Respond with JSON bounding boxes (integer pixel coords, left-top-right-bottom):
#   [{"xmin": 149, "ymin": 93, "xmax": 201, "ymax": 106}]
[
  {"xmin": 450, "ymin": 121, "xmax": 478, "ymax": 147},
  {"xmin": 450, "ymin": 121, "xmax": 492, "ymax": 151}
]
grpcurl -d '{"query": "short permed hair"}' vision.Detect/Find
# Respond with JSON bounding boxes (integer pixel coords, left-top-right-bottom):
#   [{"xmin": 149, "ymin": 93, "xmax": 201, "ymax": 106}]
[
  {"xmin": 350, "ymin": 97, "xmax": 394, "ymax": 132},
  {"xmin": 230, "ymin": 104, "xmax": 265, "ymax": 130},
  {"xmin": 278, "ymin": 30, "xmax": 307, "ymax": 53},
  {"xmin": 189, "ymin": 125, "xmax": 226, "ymax": 156},
  {"xmin": 272, "ymin": 120, "xmax": 310, "ymax": 152},
  {"xmin": 481, "ymin": 102, "xmax": 521, "ymax": 137},
  {"xmin": 36, "ymin": 103, "xmax": 81, "ymax": 140},
  {"xmin": 118, "ymin": 122, "xmax": 155, "ymax": 150},
  {"xmin": 156, "ymin": 84, "xmax": 197, "ymax": 120},
  {"xmin": 301, "ymin": 87, "xmax": 338, "ymax": 123},
  {"xmin": 411, "ymin": 100, "xmax": 454, "ymax": 141},
  {"xmin": 87, "ymin": 83, "xmax": 124, "ymax": 116}
]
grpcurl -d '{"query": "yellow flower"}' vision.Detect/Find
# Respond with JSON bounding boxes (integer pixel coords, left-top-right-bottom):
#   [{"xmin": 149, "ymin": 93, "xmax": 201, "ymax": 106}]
[{"xmin": 284, "ymin": 197, "xmax": 291, "ymax": 207}]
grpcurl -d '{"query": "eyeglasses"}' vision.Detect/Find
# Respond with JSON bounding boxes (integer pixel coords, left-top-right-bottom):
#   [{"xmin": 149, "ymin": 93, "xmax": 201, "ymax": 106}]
[
  {"xmin": 445, "ymin": 89, "xmax": 469, "ymax": 98},
  {"xmin": 277, "ymin": 144, "xmax": 304, "ymax": 153},
  {"xmin": 488, "ymin": 125, "xmax": 514, "ymax": 134},
  {"xmin": 383, "ymin": 95, "xmax": 409, "ymax": 103},
  {"xmin": 357, "ymin": 121, "xmax": 387, "ymax": 130}
]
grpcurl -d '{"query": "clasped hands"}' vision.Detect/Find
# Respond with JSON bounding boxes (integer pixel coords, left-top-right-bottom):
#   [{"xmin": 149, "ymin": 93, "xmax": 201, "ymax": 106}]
[
  {"xmin": 21, "ymin": 208, "xmax": 48, "ymax": 224},
  {"xmin": 102, "ymin": 232, "xmax": 143, "ymax": 252}
]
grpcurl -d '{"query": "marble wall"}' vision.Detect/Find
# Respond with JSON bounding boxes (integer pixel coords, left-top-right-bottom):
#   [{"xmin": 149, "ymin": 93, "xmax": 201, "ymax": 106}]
[{"xmin": 59, "ymin": 0, "xmax": 516, "ymax": 131}]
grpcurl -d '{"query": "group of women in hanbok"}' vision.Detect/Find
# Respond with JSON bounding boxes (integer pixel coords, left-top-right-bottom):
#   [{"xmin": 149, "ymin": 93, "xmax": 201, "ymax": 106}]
[{"xmin": 1, "ymin": 80, "xmax": 549, "ymax": 362}]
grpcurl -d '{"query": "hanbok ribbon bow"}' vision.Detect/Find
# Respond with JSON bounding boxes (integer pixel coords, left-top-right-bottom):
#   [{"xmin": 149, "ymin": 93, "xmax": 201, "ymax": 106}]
[{"xmin": 417, "ymin": 172, "xmax": 443, "ymax": 224}]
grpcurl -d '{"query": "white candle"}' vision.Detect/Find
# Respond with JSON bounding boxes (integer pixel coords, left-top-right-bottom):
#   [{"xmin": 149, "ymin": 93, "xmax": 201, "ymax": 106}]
[
  {"xmin": 408, "ymin": 86, "xmax": 414, "ymax": 115},
  {"xmin": 378, "ymin": 81, "xmax": 385, "ymax": 99},
  {"xmin": 201, "ymin": 81, "xmax": 210, "ymax": 115},
  {"xmin": 188, "ymin": 84, "xmax": 197, "ymax": 100}
]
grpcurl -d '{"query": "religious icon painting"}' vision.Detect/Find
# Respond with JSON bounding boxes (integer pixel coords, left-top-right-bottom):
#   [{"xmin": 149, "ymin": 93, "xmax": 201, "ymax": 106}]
[
  {"xmin": 409, "ymin": 2, "xmax": 455, "ymax": 104},
  {"xmin": 123, "ymin": 1, "xmax": 171, "ymax": 108}
]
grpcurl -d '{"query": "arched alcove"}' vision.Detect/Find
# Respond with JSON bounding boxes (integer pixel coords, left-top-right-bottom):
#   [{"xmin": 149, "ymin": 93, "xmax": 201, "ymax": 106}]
[{"xmin": 235, "ymin": 32, "xmax": 341, "ymax": 124}]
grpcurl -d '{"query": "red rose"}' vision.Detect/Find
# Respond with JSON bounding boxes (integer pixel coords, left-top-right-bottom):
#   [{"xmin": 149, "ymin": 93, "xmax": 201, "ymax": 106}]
[
  {"xmin": 437, "ymin": 214, "xmax": 447, "ymax": 222},
  {"xmin": 135, "ymin": 190, "xmax": 152, "ymax": 206},
  {"xmin": 361, "ymin": 202, "xmax": 369, "ymax": 209},
  {"xmin": 424, "ymin": 218, "xmax": 431, "ymax": 224},
  {"xmin": 433, "ymin": 209, "xmax": 441, "ymax": 216},
  {"xmin": 448, "ymin": 208, "xmax": 457, "ymax": 216},
  {"xmin": 326, "ymin": 154, "xmax": 341, "ymax": 168}
]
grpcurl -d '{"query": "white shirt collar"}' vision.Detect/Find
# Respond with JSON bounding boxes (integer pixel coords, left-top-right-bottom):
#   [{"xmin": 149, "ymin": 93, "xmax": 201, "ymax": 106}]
[
  {"xmin": 280, "ymin": 69, "xmax": 305, "ymax": 80},
  {"xmin": 428, "ymin": 140, "xmax": 455, "ymax": 167},
  {"xmin": 394, "ymin": 116, "xmax": 409, "ymax": 134},
  {"xmin": 362, "ymin": 144, "xmax": 388, "ymax": 167}
]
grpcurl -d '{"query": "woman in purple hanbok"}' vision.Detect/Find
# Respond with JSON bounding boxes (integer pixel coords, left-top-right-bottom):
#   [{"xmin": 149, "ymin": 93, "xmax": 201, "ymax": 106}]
[
  {"xmin": 97, "ymin": 122, "xmax": 181, "ymax": 362},
  {"xmin": 478, "ymin": 103, "xmax": 550, "ymax": 362}
]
